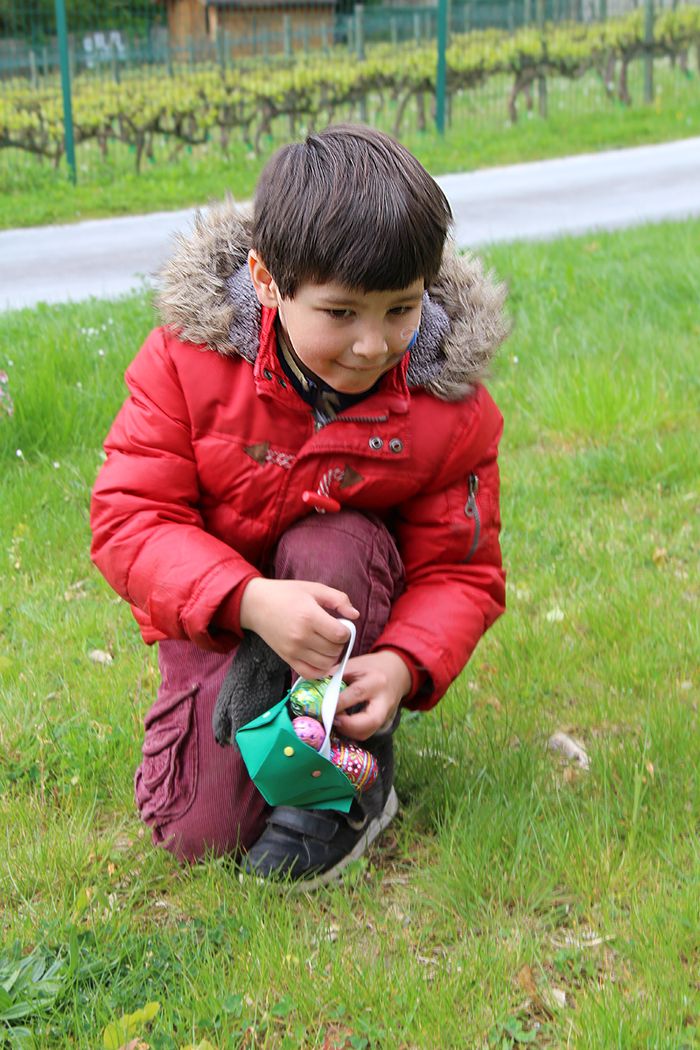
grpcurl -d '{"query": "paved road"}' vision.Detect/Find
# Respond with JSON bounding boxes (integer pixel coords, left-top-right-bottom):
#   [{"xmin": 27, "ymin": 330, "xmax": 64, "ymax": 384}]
[{"xmin": 1, "ymin": 136, "xmax": 699, "ymax": 311}]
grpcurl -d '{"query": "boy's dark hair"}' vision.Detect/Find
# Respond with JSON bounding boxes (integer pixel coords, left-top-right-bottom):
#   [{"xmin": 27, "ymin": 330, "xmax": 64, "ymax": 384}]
[{"xmin": 252, "ymin": 124, "xmax": 453, "ymax": 298}]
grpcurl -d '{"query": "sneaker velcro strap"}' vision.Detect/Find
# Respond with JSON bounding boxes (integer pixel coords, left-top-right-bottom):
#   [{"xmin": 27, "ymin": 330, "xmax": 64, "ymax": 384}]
[{"xmin": 267, "ymin": 807, "xmax": 340, "ymax": 843}]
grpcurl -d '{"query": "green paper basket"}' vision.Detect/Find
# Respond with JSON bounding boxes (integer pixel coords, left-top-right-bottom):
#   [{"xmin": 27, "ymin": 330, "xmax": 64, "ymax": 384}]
[{"xmin": 235, "ymin": 619, "xmax": 357, "ymax": 812}]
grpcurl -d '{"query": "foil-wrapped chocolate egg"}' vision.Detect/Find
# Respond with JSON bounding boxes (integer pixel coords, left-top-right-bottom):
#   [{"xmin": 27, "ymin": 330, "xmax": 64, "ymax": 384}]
[
  {"xmin": 330, "ymin": 734, "xmax": 378, "ymax": 793},
  {"xmin": 291, "ymin": 715, "xmax": 326, "ymax": 752},
  {"xmin": 289, "ymin": 675, "xmax": 347, "ymax": 719}
]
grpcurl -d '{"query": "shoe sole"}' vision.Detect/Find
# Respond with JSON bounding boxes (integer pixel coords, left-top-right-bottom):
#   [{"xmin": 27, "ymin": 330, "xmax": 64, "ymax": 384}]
[{"xmin": 293, "ymin": 786, "xmax": 399, "ymax": 892}]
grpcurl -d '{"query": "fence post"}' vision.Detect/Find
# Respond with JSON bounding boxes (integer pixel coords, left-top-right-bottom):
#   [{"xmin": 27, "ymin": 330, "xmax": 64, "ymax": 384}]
[
  {"xmin": 354, "ymin": 4, "xmax": 367, "ymax": 122},
  {"xmin": 644, "ymin": 0, "xmax": 654, "ymax": 102},
  {"xmin": 111, "ymin": 42, "xmax": 121, "ymax": 84},
  {"xmin": 536, "ymin": 0, "xmax": 548, "ymax": 117},
  {"xmin": 54, "ymin": 0, "xmax": 77, "ymax": 184},
  {"xmin": 354, "ymin": 4, "xmax": 365, "ymax": 60},
  {"xmin": 436, "ymin": 0, "xmax": 448, "ymax": 133},
  {"xmin": 218, "ymin": 20, "xmax": 227, "ymax": 70},
  {"xmin": 283, "ymin": 15, "xmax": 293, "ymax": 57}
]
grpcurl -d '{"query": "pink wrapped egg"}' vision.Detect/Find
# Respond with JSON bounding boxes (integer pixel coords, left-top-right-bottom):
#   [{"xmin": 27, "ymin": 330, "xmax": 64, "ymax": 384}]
[
  {"xmin": 292, "ymin": 715, "xmax": 326, "ymax": 752},
  {"xmin": 330, "ymin": 734, "xmax": 378, "ymax": 793}
]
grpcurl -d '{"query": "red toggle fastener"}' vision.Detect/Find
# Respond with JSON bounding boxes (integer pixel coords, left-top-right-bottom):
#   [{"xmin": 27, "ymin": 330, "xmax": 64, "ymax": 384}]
[{"xmin": 302, "ymin": 490, "xmax": 341, "ymax": 513}]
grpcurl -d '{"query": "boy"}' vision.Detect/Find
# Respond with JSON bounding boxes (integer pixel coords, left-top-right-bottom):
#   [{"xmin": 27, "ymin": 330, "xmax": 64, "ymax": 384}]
[{"xmin": 90, "ymin": 124, "xmax": 508, "ymax": 885}]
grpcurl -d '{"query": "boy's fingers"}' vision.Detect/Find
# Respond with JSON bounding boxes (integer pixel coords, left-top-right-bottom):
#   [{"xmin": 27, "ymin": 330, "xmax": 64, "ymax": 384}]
[
  {"xmin": 333, "ymin": 710, "xmax": 374, "ymax": 741},
  {"xmin": 311, "ymin": 584, "xmax": 360, "ymax": 624},
  {"xmin": 292, "ymin": 657, "xmax": 334, "ymax": 680},
  {"xmin": 336, "ymin": 683, "xmax": 366, "ymax": 711}
]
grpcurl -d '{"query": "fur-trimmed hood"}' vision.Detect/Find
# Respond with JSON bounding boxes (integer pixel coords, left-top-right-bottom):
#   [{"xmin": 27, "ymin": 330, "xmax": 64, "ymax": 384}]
[{"xmin": 157, "ymin": 198, "xmax": 508, "ymax": 401}]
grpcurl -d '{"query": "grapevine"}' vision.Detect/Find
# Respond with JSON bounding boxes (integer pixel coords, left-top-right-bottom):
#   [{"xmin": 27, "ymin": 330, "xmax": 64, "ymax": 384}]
[{"xmin": 1, "ymin": 7, "xmax": 698, "ymax": 171}]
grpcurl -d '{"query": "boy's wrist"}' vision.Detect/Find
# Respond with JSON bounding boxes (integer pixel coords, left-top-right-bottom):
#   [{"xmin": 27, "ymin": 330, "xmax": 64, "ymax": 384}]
[
  {"xmin": 218, "ymin": 574, "xmax": 264, "ymax": 634},
  {"xmin": 375, "ymin": 645, "xmax": 425, "ymax": 701},
  {"xmin": 238, "ymin": 576, "xmax": 268, "ymax": 633},
  {"xmin": 374, "ymin": 648, "xmax": 412, "ymax": 700}
]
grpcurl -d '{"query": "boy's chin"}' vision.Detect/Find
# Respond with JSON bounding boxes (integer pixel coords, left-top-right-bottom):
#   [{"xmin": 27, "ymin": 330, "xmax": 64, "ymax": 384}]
[
  {"xmin": 335, "ymin": 377, "xmax": 377, "ymax": 394},
  {"xmin": 330, "ymin": 367, "xmax": 384, "ymax": 394}
]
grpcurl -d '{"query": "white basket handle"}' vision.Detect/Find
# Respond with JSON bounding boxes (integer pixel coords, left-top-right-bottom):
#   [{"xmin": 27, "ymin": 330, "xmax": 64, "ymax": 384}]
[{"xmin": 318, "ymin": 618, "xmax": 356, "ymax": 760}]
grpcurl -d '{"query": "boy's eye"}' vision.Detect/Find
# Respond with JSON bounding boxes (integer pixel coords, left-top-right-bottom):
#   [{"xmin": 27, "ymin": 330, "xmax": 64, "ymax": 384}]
[
  {"xmin": 389, "ymin": 306, "xmax": 412, "ymax": 316},
  {"xmin": 326, "ymin": 309, "xmax": 354, "ymax": 320}
]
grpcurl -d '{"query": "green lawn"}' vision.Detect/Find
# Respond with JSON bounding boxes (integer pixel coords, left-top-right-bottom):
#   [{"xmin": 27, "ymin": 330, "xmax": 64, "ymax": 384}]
[
  {"xmin": 1, "ymin": 219, "xmax": 698, "ymax": 1048},
  {"xmin": 1, "ymin": 58, "xmax": 699, "ymax": 230}
]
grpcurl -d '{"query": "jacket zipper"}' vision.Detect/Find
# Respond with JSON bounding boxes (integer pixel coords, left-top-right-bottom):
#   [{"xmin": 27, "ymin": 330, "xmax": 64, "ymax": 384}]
[
  {"xmin": 322, "ymin": 414, "xmax": 389, "ymax": 428},
  {"xmin": 464, "ymin": 473, "xmax": 481, "ymax": 562},
  {"xmin": 314, "ymin": 413, "xmax": 389, "ymax": 432}
]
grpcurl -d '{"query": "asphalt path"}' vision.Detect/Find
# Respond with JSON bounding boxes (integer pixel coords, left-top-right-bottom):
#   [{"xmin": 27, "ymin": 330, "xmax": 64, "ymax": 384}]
[{"xmin": 1, "ymin": 136, "xmax": 699, "ymax": 311}]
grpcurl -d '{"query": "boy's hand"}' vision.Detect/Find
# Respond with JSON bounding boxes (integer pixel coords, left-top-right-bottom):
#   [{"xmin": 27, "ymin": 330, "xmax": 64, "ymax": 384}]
[
  {"xmin": 239, "ymin": 578, "xmax": 359, "ymax": 680},
  {"xmin": 333, "ymin": 651, "xmax": 411, "ymax": 741}
]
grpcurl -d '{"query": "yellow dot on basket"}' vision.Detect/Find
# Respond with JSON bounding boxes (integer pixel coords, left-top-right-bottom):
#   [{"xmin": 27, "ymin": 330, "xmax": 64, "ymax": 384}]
[
  {"xmin": 283, "ymin": 746, "xmax": 295, "ymax": 757},
  {"xmin": 311, "ymin": 770, "xmax": 322, "ymax": 778}
]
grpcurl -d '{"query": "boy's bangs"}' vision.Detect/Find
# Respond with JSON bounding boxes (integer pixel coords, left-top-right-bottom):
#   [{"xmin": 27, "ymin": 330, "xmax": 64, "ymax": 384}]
[
  {"xmin": 252, "ymin": 126, "xmax": 452, "ymax": 298},
  {"xmin": 308, "ymin": 196, "xmax": 440, "ymax": 292}
]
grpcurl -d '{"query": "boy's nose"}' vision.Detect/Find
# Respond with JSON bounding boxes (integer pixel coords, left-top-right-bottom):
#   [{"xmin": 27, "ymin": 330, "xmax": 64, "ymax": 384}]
[{"xmin": 353, "ymin": 326, "xmax": 388, "ymax": 362}]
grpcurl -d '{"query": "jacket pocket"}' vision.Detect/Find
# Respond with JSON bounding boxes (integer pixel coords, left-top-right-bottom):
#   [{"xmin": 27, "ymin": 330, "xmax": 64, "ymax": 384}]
[{"xmin": 134, "ymin": 683, "xmax": 199, "ymax": 825}]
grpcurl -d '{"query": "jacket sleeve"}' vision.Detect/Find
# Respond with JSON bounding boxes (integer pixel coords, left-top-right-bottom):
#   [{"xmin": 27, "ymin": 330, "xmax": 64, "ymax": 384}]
[
  {"xmin": 90, "ymin": 328, "xmax": 261, "ymax": 650},
  {"xmin": 372, "ymin": 390, "xmax": 505, "ymax": 710}
]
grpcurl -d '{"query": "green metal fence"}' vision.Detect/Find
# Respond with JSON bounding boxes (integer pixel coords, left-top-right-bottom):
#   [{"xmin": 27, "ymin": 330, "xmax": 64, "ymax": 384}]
[{"xmin": 1, "ymin": 0, "xmax": 699, "ymax": 183}]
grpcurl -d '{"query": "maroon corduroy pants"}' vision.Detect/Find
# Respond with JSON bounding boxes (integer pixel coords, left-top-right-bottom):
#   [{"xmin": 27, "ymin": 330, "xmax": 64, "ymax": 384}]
[{"xmin": 134, "ymin": 511, "xmax": 404, "ymax": 862}]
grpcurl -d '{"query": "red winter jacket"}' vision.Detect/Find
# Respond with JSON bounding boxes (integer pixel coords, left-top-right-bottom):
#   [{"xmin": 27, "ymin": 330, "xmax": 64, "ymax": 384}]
[{"xmin": 90, "ymin": 203, "xmax": 509, "ymax": 710}]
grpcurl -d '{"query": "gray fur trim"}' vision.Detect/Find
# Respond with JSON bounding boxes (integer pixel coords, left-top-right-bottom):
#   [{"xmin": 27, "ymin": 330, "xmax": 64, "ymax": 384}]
[
  {"xmin": 157, "ymin": 197, "xmax": 253, "ymax": 352},
  {"xmin": 226, "ymin": 265, "xmax": 261, "ymax": 364},
  {"xmin": 424, "ymin": 242, "xmax": 510, "ymax": 400},
  {"xmin": 156, "ymin": 200, "xmax": 509, "ymax": 400},
  {"xmin": 405, "ymin": 293, "xmax": 450, "ymax": 390}
]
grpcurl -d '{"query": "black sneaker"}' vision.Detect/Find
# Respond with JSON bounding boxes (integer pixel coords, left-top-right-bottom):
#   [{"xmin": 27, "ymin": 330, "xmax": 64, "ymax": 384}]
[{"xmin": 242, "ymin": 785, "xmax": 399, "ymax": 890}]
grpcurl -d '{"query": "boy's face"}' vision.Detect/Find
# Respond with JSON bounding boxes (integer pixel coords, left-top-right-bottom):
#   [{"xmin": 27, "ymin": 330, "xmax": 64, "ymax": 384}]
[{"xmin": 249, "ymin": 252, "xmax": 423, "ymax": 395}]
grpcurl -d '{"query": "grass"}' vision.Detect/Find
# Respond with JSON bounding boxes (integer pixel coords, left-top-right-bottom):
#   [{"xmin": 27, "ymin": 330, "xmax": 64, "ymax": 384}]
[
  {"xmin": 1, "ymin": 218, "xmax": 699, "ymax": 1048},
  {"xmin": 1, "ymin": 57, "xmax": 699, "ymax": 229}
]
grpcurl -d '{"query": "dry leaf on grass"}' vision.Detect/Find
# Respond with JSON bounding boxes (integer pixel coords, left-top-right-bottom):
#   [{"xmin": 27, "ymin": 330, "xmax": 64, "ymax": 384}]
[
  {"xmin": 516, "ymin": 964, "xmax": 554, "ymax": 1020},
  {"xmin": 89, "ymin": 648, "xmax": 113, "ymax": 665},
  {"xmin": 547, "ymin": 731, "xmax": 590, "ymax": 770},
  {"xmin": 544, "ymin": 987, "xmax": 568, "ymax": 1009},
  {"xmin": 64, "ymin": 579, "xmax": 89, "ymax": 601}
]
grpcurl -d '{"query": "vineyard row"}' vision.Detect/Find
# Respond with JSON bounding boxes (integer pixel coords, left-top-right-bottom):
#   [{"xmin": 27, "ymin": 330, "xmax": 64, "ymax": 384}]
[{"xmin": 1, "ymin": 6, "xmax": 699, "ymax": 170}]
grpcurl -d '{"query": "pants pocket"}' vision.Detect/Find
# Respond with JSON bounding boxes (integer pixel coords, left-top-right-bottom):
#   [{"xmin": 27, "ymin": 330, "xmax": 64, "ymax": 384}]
[{"xmin": 135, "ymin": 683, "xmax": 199, "ymax": 825}]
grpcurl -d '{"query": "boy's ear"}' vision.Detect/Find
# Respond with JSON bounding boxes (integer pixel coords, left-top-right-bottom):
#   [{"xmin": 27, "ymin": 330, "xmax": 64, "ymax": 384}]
[{"xmin": 248, "ymin": 250, "xmax": 280, "ymax": 309}]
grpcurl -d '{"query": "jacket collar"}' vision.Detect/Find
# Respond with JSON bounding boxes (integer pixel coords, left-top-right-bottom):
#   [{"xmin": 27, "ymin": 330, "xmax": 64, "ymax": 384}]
[
  {"xmin": 157, "ymin": 198, "xmax": 509, "ymax": 402},
  {"xmin": 254, "ymin": 306, "xmax": 410, "ymax": 416}
]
